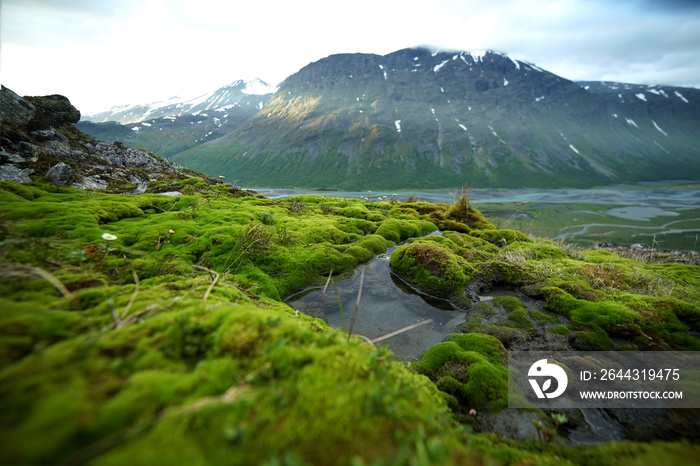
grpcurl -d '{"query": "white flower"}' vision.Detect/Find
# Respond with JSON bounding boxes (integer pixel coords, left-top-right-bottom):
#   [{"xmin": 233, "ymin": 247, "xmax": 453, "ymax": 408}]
[
  {"xmin": 102, "ymin": 233, "xmax": 117, "ymax": 241},
  {"xmin": 169, "ymin": 230, "xmax": 175, "ymax": 235}
]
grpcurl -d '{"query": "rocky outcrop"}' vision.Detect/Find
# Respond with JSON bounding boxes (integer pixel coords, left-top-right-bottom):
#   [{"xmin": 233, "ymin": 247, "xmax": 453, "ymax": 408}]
[
  {"xmin": 0, "ymin": 86, "xmax": 36, "ymax": 126},
  {"xmin": 0, "ymin": 86, "xmax": 215, "ymax": 193},
  {"xmin": 24, "ymin": 94, "xmax": 80, "ymax": 131}
]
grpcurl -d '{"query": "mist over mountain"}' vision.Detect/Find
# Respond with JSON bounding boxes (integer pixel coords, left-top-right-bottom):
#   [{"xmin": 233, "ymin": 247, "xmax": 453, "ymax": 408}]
[{"xmin": 82, "ymin": 48, "xmax": 700, "ymax": 189}]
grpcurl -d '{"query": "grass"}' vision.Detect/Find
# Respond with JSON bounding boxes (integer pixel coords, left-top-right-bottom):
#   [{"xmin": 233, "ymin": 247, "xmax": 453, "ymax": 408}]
[
  {"xmin": 481, "ymin": 200, "xmax": 700, "ymax": 251},
  {"xmin": 1, "ymin": 180, "xmax": 700, "ymax": 464}
]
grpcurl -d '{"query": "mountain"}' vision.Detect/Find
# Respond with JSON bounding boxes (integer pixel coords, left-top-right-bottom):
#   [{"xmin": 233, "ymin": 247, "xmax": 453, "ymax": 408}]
[
  {"xmin": 170, "ymin": 47, "xmax": 700, "ymax": 190},
  {"xmin": 77, "ymin": 79, "xmax": 276, "ymax": 158}
]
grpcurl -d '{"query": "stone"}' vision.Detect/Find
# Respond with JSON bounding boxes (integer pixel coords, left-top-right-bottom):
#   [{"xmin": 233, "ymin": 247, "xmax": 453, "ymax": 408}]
[
  {"xmin": 0, "ymin": 149, "xmax": 26, "ymax": 164},
  {"xmin": 72, "ymin": 176, "xmax": 107, "ymax": 190},
  {"xmin": 30, "ymin": 129, "xmax": 69, "ymax": 144},
  {"xmin": 25, "ymin": 94, "xmax": 80, "ymax": 131},
  {"xmin": 0, "ymin": 165, "xmax": 33, "ymax": 183},
  {"xmin": 46, "ymin": 162, "xmax": 73, "ymax": 186},
  {"xmin": 0, "ymin": 85, "xmax": 36, "ymax": 126},
  {"xmin": 16, "ymin": 141, "xmax": 37, "ymax": 156}
]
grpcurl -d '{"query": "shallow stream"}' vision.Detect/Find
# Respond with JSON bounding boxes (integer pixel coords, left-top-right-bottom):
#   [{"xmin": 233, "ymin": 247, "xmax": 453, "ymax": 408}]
[{"xmin": 286, "ymin": 237, "xmax": 465, "ymax": 360}]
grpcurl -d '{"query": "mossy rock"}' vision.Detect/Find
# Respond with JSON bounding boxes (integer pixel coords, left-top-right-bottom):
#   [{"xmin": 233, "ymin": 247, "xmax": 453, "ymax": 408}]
[
  {"xmin": 476, "ymin": 260, "xmax": 534, "ymax": 287},
  {"xmin": 457, "ymin": 297, "xmax": 536, "ymax": 346},
  {"xmin": 374, "ymin": 218, "xmax": 436, "ymax": 243},
  {"xmin": 390, "ymin": 242, "xmax": 473, "ymax": 304},
  {"xmin": 412, "ymin": 333, "xmax": 508, "ymax": 412},
  {"xmin": 475, "ymin": 228, "xmax": 530, "ymax": 246}
]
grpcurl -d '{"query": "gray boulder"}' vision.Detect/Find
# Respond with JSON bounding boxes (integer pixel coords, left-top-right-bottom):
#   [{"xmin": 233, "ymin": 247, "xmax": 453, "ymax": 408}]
[
  {"xmin": 0, "ymin": 165, "xmax": 33, "ymax": 183},
  {"xmin": 0, "ymin": 85, "xmax": 36, "ymax": 126},
  {"xmin": 46, "ymin": 162, "xmax": 73, "ymax": 186}
]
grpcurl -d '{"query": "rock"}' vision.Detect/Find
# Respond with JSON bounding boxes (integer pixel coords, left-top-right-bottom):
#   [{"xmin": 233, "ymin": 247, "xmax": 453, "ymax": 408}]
[
  {"xmin": 134, "ymin": 181, "xmax": 149, "ymax": 194},
  {"xmin": 17, "ymin": 141, "xmax": 38, "ymax": 156},
  {"xmin": 72, "ymin": 176, "xmax": 107, "ymax": 190},
  {"xmin": 46, "ymin": 162, "xmax": 73, "ymax": 186},
  {"xmin": 0, "ymin": 85, "xmax": 36, "ymax": 126},
  {"xmin": 30, "ymin": 129, "xmax": 69, "ymax": 144},
  {"xmin": 0, "ymin": 148, "xmax": 26, "ymax": 164},
  {"xmin": 24, "ymin": 94, "xmax": 80, "ymax": 131},
  {"xmin": 0, "ymin": 165, "xmax": 33, "ymax": 183},
  {"xmin": 94, "ymin": 142, "xmax": 173, "ymax": 171}
]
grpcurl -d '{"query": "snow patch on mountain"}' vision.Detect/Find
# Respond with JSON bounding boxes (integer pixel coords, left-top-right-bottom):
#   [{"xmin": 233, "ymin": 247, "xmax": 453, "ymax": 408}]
[{"xmin": 675, "ymin": 91, "xmax": 689, "ymax": 103}]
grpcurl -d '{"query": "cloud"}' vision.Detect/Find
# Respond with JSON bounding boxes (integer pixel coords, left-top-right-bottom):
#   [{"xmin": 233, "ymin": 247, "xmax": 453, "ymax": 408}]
[{"xmin": 2, "ymin": 0, "xmax": 699, "ymax": 113}]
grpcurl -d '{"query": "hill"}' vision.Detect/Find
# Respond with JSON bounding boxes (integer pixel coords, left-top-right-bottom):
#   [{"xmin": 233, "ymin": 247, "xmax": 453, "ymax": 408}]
[
  {"xmin": 77, "ymin": 79, "xmax": 276, "ymax": 159},
  {"xmin": 170, "ymin": 47, "xmax": 700, "ymax": 189}
]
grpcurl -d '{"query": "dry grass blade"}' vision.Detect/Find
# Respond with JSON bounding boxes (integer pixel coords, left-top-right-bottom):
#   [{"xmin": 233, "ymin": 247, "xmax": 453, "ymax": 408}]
[
  {"xmin": 119, "ymin": 270, "xmax": 140, "ymax": 321},
  {"xmin": 0, "ymin": 263, "xmax": 74, "ymax": 303},
  {"xmin": 192, "ymin": 265, "xmax": 221, "ymax": 305},
  {"xmin": 314, "ymin": 269, "xmax": 333, "ymax": 318},
  {"xmin": 347, "ymin": 268, "xmax": 365, "ymax": 340},
  {"xmin": 371, "ymin": 319, "xmax": 434, "ymax": 344}
]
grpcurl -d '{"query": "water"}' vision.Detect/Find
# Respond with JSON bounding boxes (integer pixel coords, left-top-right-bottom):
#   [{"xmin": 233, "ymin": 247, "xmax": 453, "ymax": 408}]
[
  {"xmin": 285, "ymin": 242, "xmax": 466, "ymax": 361},
  {"xmin": 253, "ymin": 182, "xmax": 700, "ymax": 207}
]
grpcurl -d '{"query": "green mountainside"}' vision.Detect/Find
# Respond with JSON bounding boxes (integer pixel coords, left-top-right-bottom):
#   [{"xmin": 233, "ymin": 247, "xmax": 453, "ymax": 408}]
[{"xmin": 171, "ymin": 48, "xmax": 700, "ymax": 189}]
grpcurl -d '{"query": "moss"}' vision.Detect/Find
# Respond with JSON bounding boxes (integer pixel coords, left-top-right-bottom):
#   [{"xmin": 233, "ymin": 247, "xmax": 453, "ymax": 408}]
[
  {"xmin": 2, "ymin": 182, "xmax": 700, "ymax": 464},
  {"xmin": 412, "ymin": 334, "xmax": 508, "ymax": 412},
  {"xmin": 550, "ymin": 325, "xmax": 571, "ymax": 335},
  {"xmin": 572, "ymin": 326, "xmax": 616, "ymax": 351},
  {"xmin": 476, "ymin": 228, "xmax": 530, "ymax": 246},
  {"xmin": 477, "ymin": 260, "xmax": 534, "ymax": 287},
  {"xmin": 390, "ymin": 242, "xmax": 472, "ymax": 302},
  {"xmin": 375, "ymin": 218, "xmax": 437, "ymax": 242}
]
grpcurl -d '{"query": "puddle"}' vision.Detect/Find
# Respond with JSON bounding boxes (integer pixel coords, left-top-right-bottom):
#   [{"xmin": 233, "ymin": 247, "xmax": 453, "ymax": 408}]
[
  {"xmin": 286, "ymin": 245, "xmax": 465, "ymax": 360},
  {"xmin": 606, "ymin": 206, "xmax": 679, "ymax": 221}
]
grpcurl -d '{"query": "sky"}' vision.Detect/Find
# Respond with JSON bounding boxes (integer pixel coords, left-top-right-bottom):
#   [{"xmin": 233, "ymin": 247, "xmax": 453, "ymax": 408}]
[{"xmin": 2, "ymin": 0, "xmax": 700, "ymax": 114}]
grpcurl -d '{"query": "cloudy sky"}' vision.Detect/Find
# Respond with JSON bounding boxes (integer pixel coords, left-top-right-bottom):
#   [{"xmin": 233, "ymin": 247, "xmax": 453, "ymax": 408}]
[{"xmin": 3, "ymin": 0, "xmax": 700, "ymax": 114}]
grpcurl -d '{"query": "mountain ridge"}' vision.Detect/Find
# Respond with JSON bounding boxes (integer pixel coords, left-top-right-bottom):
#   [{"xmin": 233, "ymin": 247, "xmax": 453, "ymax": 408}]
[{"xmin": 82, "ymin": 47, "xmax": 700, "ymax": 189}]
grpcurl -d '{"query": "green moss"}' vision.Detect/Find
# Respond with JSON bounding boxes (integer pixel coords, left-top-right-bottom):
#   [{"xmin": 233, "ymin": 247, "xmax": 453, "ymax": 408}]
[
  {"xmin": 2, "ymin": 182, "xmax": 700, "ymax": 464},
  {"xmin": 550, "ymin": 325, "xmax": 571, "ymax": 335},
  {"xmin": 375, "ymin": 218, "xmax": 437, "ymax": 242},
  {"xmin": 412, "ymin": 334, "xmax": 508, "ymax": 412},
  {"xmin": 476, "ymin": 228, "xmax": 530, "ymax": 246},
  {"xmin": 390, "ymin": 242, "xmax": 472, "ymax": 301}
]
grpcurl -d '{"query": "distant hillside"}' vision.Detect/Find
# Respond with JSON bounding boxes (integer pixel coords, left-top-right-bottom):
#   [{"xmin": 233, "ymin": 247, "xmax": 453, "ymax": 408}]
[
  {"xmin": 78, "ymin": 80, "xmax": 275, "ymax": 159},
  {"xmin": 170, "ymin": 48, "xmax": 700, "ymax": 190}
]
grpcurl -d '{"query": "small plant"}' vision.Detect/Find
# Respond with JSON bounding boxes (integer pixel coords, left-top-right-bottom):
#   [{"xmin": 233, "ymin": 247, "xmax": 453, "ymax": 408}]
[
  {"xmin": 533, "ymin": 412, "xmax": 567, "ymax": 443},
  {"xmin": 446, "ymin": 183, "xmax": 473, "ymax": 223},
  {"xmin": 276, "ymin": 225, "xmax": 297, "ymax": 245},
  {"xmin": 319, "ymin": 204, "xmax": 334, "ymax": 214},
  {"xmin": 286, "ymin": 200, "xmax": 306, "ymax": 213},
  {"xmin": 99, "ymin": 233, "xmax": 117, "ymax": 266},
  {"xmin": 222, "ymin": 223, "xmax": 273, "ymax": 275},
  {"xmin": 256, "ymin": 212, "xmax": 276, "ymax": 225},
  {"xmin": 155, "ymin": 230, "xmax": 175, "ymax": 251}
]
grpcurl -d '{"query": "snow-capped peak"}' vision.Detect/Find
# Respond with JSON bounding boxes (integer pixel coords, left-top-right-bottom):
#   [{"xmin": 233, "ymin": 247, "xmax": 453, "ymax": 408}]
[{"xmin": 240, "ymin": 79, "xmax": 278, "ymax": 96}]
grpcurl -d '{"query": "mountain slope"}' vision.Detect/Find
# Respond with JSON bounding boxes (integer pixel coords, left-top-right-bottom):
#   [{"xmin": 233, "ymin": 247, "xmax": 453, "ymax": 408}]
[
  {"xmin": 172, "ymin": 48, "xmax": 700, "ymax": 190},
  {"xmin": 78, "ymin": 79, "xmax": 276, "ymax": 158}
]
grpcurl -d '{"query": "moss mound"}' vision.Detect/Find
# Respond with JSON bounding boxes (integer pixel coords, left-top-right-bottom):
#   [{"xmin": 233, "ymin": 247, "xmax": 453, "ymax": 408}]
[{"xmin": 390, "ymin": 241, "xmax": 473, "ymax": 304}]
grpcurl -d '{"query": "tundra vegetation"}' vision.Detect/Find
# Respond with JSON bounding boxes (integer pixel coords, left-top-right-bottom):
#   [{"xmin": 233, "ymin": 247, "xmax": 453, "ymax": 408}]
[{"xmin": 1, "ymin": 179, "xmax": 699, "ymax": 465}]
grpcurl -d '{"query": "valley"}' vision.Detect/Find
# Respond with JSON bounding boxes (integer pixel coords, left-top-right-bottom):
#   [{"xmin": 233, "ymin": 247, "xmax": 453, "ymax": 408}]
[{"xmin": 255, "ymin": 181, "xmax": 700, "ymax": 251}]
